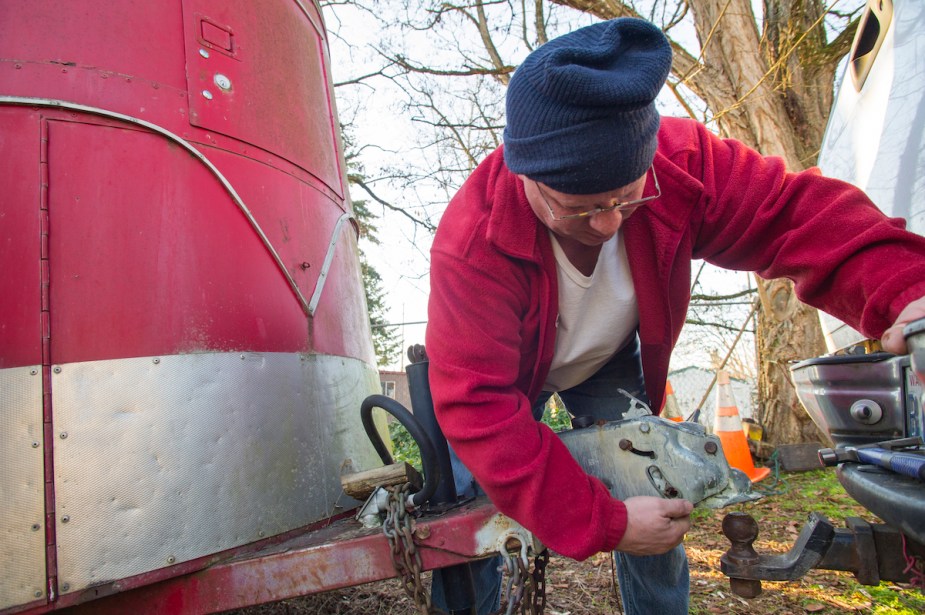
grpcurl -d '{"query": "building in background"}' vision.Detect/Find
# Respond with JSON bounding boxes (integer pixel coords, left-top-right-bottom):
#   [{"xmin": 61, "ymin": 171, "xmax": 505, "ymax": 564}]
[{"xmin": 379, "ymin": 369, "xmax": 412, "ymax": 411}]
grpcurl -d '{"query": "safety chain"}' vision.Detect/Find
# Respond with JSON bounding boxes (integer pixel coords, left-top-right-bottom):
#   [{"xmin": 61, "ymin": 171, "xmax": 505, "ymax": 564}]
[
  {"xmin": 531, "ymin": 549, "xmax": 549, "ymax": 613},
  {"xmin": 382, "ymin": 483, "xmax": 549, "ymax": 614},
  {"xmin": 382, "ymin": 483, "xmax": 433, "ymax": 615},
  {"xmin": 498, "ymin": 543, "xmax": 548, "ymax": 614},
  {"xmin": 901, "ymin": 533, "xmax": 925, "ymax": 591}
]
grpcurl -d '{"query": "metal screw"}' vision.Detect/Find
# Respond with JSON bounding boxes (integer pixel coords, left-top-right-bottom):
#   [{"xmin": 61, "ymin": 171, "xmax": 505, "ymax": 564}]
[
  {"xmin": 202, "ymin": 89, "xmax": 213, "ymax": 100},
  {"xmin": 214, "ymin": 74, "xmax": 231, "ymax": 90},
  {"xmin": 258, "ymin": 530, "xmax": 265, "ymax": 537},
  {"xmin": 199, "ymin": 48, "xmax": 210, "ymax": 58},
  {"xmin": 704, "ymin": 441, "xmax": 718, "ymax": 455},
  {"xmin": 61, "ymin": 583, "xmax": 70, "ymax": 592},
  {"xmin": 300, "ymin": 262, "xmax": 311, "ymax": 270},
  {"xmin": 32, "ymin": 441, "xmax": 40, "ymax": 448},
  {"xmin": 31, "ymin": 523, "xmax": 41, "ymax": 531},
  {"xmin": 167, "ymin": 555, "xmax": 176, "ymax": 564},
  {"xmin": 30, "ymin": 368, "xmax": 37, "ymax": 375},
  {"xmin": 153, "ymin": 358, "xmax": 160, "ymax": 364},
  {"xmin": 53, "ymin": 366, "xmax": 61, "ymax": 374},
  {"xmin": 34, "ymin": 590, "xmax": 42, "ymax": 598},
  {"xmin": 240, "ymin": 354, "xmax": 246, "ymax": 360},
  {"xmin": 639, "ymin": 423, "xmax": 651, "ymax": 433},
  {"xmin": 59, "ymin": 432, "xmax": 68, "ymax": 440},
  {"xmin": 61, "ymin": 515, "xmax": 70, "ymax": 523},
  {"xmin": 618, "ymin": 439, "xmax": 633, "ymax": 451}
]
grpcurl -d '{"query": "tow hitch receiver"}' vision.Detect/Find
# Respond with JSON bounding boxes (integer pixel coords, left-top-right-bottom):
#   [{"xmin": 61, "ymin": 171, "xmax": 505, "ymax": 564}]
[
  {"xmin": 720, "ymin": 511, "xmax": 925, "ymax": 597},
  {"xmin": 559, "ymin": 413, "xmax": 761, "ymax": 509}
]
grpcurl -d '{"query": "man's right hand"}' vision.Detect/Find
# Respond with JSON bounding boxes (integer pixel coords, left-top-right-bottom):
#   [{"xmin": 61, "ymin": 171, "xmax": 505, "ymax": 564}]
[{"xmin": 615, "ymin": 496, "xmax": 693, "ymax": 555}]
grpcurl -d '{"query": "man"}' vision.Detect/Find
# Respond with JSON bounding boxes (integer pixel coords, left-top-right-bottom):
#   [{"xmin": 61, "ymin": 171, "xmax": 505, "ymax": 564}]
[{"xmin": 425, "ymin": 17, "xmax": 925, "ymax": 614}]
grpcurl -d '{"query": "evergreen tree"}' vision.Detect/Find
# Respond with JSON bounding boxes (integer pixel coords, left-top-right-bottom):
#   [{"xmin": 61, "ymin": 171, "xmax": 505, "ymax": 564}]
[
  {"xmin": 343, "ymin": 125, "xmax": 402, "ymax": 368},
  {"xmin": 354, "ymin": 198, "xmax": 402, "ymax": 366}
]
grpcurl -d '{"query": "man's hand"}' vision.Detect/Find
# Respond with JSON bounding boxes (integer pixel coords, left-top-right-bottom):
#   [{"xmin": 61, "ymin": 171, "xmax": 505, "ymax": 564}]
[
  {"xmin": 882, "ymin": 296, "xmax": 925, "ymax": 355},
  {"xmin": 615, "ymin": 496, "xmax": 693, "ymax": 556}
]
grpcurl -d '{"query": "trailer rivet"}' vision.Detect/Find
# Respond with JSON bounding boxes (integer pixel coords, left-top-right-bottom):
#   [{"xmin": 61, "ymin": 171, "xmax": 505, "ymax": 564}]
[
  {"xmin": 62, "ymin": 583, "xmax": 70, "ymax": 592},
  {"xmin": 199, "ymin": 48, "xmax": 210, "ymax": 59},
  {"xmin": 167, "ymin": 555, "xmax": 176, "ymax": 564},
  {"xmin": 53, "ymin": 366, "xmax": 62, "ymax": 374},
  {"xmin": 202, "ymin": 89, "xmax": 213, "ymax": 100},
  {"xmin": 704, "ymin": 441, "xmax": 718, "ymax": 455},
  {"xmin": 32, "ymin": 441, "xmax": 40, "ymax": 448},
  {"xmin": 59, "ymin": 432, "xmax": 68, "ymax": 440},
  {"xmin": 31, "ymin": 523, "xmax": 41, "ymax": 531},
  {"xmin": 214, "ymin": 74, "xmax": 232, "ymax": 90},
  {"xmin": 258, "ymin": 530, "xmax": 265, "ymax": 537},
  {"xmin": 30, "ymin": 368, "xmax": 38, "ymax": 375},
  {"xmin": 241, "ymin": 354, "xmax": 246, "ymax": 360},
  {"xmin": 34, "ymin": 590, "xmax": 42, "ymax": 598},
  {"xmin": 153, "ymin": 357, "xmax": 160, "ymax": 364},
  {"xmin": 61, "ymin": 515, "xmax": 70, "ymax": 523},
  {"xmin": 639, "ymin": 423, "xmax": 650, "ymax": 433}
]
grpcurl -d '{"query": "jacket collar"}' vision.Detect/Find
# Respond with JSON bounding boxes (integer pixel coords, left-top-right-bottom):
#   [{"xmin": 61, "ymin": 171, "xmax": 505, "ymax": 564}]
[{"xmin": 485, "ymin": 148, "xmax": 546, "ymax": 263}]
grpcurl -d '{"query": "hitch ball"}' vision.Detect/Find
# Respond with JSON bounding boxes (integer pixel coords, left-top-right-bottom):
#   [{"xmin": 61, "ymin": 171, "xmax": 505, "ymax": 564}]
[{"xmin": 721, "ymin": 512, "xmax": 763, "ymax": 598}]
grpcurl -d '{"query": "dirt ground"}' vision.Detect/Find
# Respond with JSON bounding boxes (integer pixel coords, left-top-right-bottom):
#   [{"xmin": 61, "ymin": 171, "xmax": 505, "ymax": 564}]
[{"xmin": 227, "ymin": 470, "xmax": 925, "ymax": 615}]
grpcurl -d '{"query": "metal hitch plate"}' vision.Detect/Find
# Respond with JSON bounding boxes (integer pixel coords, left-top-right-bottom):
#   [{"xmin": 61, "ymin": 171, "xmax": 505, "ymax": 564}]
[{"xmin": 559, "ymin": 415, "xmax": 761, "ymax": 508}]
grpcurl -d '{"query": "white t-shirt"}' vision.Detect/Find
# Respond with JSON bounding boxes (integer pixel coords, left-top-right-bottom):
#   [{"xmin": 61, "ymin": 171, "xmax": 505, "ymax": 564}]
[{"xmin": 543, "ymin": 231, "xmax": 639, "ymax": 392}]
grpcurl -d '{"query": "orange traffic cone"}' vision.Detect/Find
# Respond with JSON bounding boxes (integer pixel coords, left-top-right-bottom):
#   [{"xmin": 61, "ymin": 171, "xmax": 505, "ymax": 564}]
[
  {"xmin": 714, "ymin": 370, "xmax": 770, "ymax": 483},
  {"xmin": 662, "ymin": 379, "xmax": 684, "ymax": 422}
]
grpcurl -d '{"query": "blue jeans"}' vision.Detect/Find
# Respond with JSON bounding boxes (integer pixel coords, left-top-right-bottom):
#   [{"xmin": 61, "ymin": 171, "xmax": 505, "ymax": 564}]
[{"xmin": 431, "ymin": 336, "xmax": 690, "ymax": 615}]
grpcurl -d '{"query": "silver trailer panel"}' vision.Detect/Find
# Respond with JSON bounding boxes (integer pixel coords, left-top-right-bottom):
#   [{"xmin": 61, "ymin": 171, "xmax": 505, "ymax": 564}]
[
  {"xmin": 0, "ymin": 365, "xmax": 47, "ymax": 610},
  {"xmin": 50, "ymin": 351, "xmax": 380, "ymax": 595}
]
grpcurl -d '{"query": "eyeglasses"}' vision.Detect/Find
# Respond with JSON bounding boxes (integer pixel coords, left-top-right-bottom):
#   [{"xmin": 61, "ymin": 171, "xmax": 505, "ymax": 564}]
[{"xmin": 535, "ymin": 166, "xmax": 661, "ymax": 221}]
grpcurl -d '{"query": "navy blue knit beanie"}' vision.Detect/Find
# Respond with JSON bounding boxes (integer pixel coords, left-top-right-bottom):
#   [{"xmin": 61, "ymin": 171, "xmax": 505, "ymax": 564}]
[{"xmin": 503, "ymin": 18, "xmax": 672, "ymax": 194}]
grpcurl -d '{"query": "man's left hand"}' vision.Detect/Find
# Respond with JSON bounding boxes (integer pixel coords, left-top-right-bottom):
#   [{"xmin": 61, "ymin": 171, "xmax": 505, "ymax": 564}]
[{"xmin": 881, "ymin": 296, "xmax": 925, "ymax": 354}]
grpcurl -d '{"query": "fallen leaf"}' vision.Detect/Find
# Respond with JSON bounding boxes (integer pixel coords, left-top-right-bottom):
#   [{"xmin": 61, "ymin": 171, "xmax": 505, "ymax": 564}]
[{"xmin": 804, "ymin": 602, "xmax": 826, "ymax": 612}]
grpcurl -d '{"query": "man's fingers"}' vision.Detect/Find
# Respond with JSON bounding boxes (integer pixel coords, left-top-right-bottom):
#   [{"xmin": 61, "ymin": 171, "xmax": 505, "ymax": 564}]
[{"xmin": 663, "ymin": 499, "xmax": 694, "ymax": 518}]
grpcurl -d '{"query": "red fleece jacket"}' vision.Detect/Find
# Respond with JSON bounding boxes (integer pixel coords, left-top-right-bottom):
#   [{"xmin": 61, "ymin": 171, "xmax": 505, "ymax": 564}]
[{"xmin": 425, "ymin": 117, "xmax": 925, "ymax": 560}]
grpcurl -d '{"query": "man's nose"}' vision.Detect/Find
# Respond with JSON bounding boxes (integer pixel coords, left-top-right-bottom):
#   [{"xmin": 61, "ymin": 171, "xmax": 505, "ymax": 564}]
[{"xmin": 589, "ymin": 208, "xmax": 624, "ymax": 235}]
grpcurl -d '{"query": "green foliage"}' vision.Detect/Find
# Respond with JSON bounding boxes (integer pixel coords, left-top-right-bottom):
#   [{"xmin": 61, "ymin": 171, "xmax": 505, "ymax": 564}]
[
  {"xmin": 863, "ymin": 582, "xmax": 925, "ymax": 613},
  {"xmin": 388, "ymin": 420, "xmax": 422, "ymax": 471},
  {"xmin": 539, "ymin": 393, "xmax": 572, "ymax": 432}
]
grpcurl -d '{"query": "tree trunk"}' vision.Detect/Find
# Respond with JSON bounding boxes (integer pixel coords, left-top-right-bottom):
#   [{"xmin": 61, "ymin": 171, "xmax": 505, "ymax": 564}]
[{"xmin": 755, "ymin": 279, "xmax": 829, "ymax": 444}]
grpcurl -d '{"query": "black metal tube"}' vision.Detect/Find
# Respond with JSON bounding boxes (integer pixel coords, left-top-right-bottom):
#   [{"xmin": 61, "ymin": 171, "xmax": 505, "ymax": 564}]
[
  {"xmin": 406, "ymin": 359, "xmax": 457, "ymax": 504},
  {"xmin": 405, "ymin": 346, "xmax": 476, "ymax": 613},
  {"xmin": 359, "ymin": 394, "xmax": 439, "ymax": 507}
]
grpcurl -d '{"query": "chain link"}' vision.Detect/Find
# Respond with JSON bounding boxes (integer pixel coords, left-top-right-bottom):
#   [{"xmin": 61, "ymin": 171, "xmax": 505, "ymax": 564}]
[
  {"xmin": 383, "ymin": 483, "xmax": 433, "ymax": 615},
  {"xmin": 497, "ymin": 543, "xmax": 548, "ymax": 615},
  {"xmin": 381, "ymin": 483, "xmax": 548, "ymax": 615},
  {"xmin": 531, "ymin": 549, "xmax": 549, "ymax": 613}
]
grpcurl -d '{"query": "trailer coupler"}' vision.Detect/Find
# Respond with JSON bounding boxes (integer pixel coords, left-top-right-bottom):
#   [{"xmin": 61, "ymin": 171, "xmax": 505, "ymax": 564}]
[{"xmin": 720, "ymin": 511, "xmax": 925, "ymax": 597}]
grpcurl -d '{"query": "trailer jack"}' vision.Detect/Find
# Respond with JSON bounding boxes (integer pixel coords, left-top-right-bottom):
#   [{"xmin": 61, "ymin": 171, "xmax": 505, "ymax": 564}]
[{"xmin": 720, "ymin": 511, "xmax": 925, "ymax": 597}]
